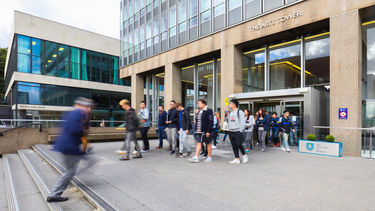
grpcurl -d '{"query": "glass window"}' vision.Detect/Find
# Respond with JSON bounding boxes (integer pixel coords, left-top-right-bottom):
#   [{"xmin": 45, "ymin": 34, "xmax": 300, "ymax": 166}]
[
  {"xmin": 200, "ymin": 0, "xmax": 210, "ymax": 12},
  {"xmin": 362, "ymin": 23, "xmax": 375, "ymax": 128},
  {"xmin": 31, "ymin": 38, "xmax": 43, "ymax": 57},
  {"xmin": 190, "ymin": 16, "xmax": 198, "ymax": 27},
  {"xmin": 228, "ymin": 0, "xmax": 242, "ymax": 25},
  {"xmin": 153, "ymin": 17, "xmax": 159, "ymax": 36},
  {"xmin": 169, "ymin": 6, "xmax": 176, "ymax": 27},
  {"xmin": 264, "ymin": 0, "xmax": 284, "ymax": 12},
  {"xmin": 178, "ymin": 0, "xmax": 186, "ymax": 23},
  {"xmin": 17, "ymin": 35, "xmax": 31, "ymax": 54},
  {"xmin": 81, "ymin": 50, "xmax": 89, "ymax": 81},
  {"xmin": 229, "ymin": 0, "xmax": 241, "ymax": 10},
  {"xmin": 92, "ymin": 90, "xmax": 110, "ymax": 108},
  {"xmin": 198, "ymin": 61, "xmax": 214, "ymax": 108},
  {"xmin": 44, "ymin": 41, "xmax": 57, "ymax": 76},
  {"xmin": 213, "ymin": 0, "xmax": 224, "ymax": 6},
  {"xmin": 113, "ymin": 57, "xmax": 119, "ymax": 85},
  {"xmin": 201, "ymin": 10, "xmax": 211, "ymax": 23},
  {"xmin": 57, "ymin": 45, "xmax": 69, "ymax": 78},
  {"xmin": 18, "ymin": 54, "xmax": 30, "ymax": 73},
  {"xmin": 214, "ymin": 3, "xmax": 225, "ymax": 17},
  {"xmin": 245, "ymin": 0, "xmax": 261, "ymax": 19},
  {"xmin": 161, "ymin": 12, "xmax": 168, "ymax": 31},
  {"xmin": 17, "ymin": 82, "xmax": 41, "ymax": 105},
  {"xmin": 147, "ymin": 21, "xmax": 152, "ymax": 38},
  {"xmin": 305, "ymin": 33, "xmax": 330, "ymax": 86},
  {"xmin": 269, "ymin": 40, "xmax": 301, "ymax": 90},
  {"xmin": 181, "ymin": 66, "xmax": 194, "ymax": 114},
  {"xmin": 189, "ymin": 0, "xmax": 198, "ymax": 17},
  {"xmin": 70, "ymin": 47, "xmax": 80, "ymax": 80},
  {"xmin": 32, "ymin": 56, "xmax": 42, "ymax": 74},
  {"xmin": 179, "ymin": 21, "xmax": 187, "ymax": 32},
  {"xmin": 242, "ymin": 49, "xmax": 265, "ymax": 92}
]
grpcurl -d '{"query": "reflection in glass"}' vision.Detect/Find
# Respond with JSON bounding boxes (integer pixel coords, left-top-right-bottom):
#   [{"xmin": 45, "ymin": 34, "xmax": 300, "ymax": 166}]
[
  {"xmin": 18, "ymin": 54, "xmax": 30, "ymax": 73},
  {"xmin": 363, "ymin": 23, "xmax": 375, "ymax": 127},
  {"xmin": 32, "ymin": 56, "xmax": 42, "ymax": 74},
  {"xmin": 264, "ymin": 0, "xmax": 283, "ymax": 12},
  {"xmin": 269, "ymin": 40, "xmax": 301, "ymax": 90},
  {"xmin": 18, "ymin": 35, "xmax": 30, "ymax": 54},
  {"xmin": 18, "ymin": 82, "xmax": 41, "ymax": 105},
  {"xmin": 242, "ymin": 49, "xmax": 265, "ymax": 92},
  {"xmin": 305, "ymin": 34, "xmax": 330, "ymax": 86},
  {"xmin": 70, "ymin": 47, "xmax": 80, "ymax": 80},
  {"xmin": 181, "ymin": 66, "xmax": 195, "ymax": 116},
  {"xmin": 245, "ymin": 0, "xmax": 261, "ymax": 19},
  {"xmin": 198, "ymin": 62, "xmax": 214, "ymax": 108}
]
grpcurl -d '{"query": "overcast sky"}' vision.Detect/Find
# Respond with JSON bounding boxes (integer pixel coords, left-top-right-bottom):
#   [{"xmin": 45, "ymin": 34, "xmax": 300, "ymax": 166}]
[{"xmin": 0, "ymin": 0, "xmax": 120, "ymax": 48}]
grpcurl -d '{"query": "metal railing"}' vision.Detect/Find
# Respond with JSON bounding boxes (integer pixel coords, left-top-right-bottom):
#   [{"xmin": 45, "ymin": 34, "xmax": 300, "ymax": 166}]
[
  {"xmin": 0, "ymin": 119, "xmax": 126, "ymax": 129},
  {"xmin": 0, "ymin": 123, "xmax": 43, "ymax": 136},
  {"xmin": 313, "ymin": 126, "xmax": 375, "ymax": 159}
]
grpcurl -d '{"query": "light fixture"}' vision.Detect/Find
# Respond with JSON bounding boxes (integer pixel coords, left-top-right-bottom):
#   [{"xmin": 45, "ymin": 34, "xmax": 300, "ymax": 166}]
[
  {"xmin": 58, "ymin": 47, "xmax": 64, "ymax": 51},
  {"xmin": 52, "ymin": 54, "xmax": 57, "ymax": 58},
  {"xmin": 32, "ymin": 41, "xmax": 36, "ymax": 45},
  {"xmin": 27, "ymin": 49, "xmax": 30, "ymax": 53},
  {"xmin": 48, "ymin": 60, "xmax": 52, "ymax": 63}
]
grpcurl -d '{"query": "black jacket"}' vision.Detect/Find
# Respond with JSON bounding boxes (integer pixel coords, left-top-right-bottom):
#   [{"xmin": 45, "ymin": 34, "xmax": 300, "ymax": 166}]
[
  {"xmin": 124, "ymin": 108, "xmax": 139, "ymax": 132},
  {"xmin": 178, "ymin": 109, "xmax": 192, "ymax": 130},
  {"xmin": 167, "ymin": 108, "xmax": 179, "ymax": 128},
  {"xmin": 194, "ymin": 108, "xmax": 213, "ymax": 134}
]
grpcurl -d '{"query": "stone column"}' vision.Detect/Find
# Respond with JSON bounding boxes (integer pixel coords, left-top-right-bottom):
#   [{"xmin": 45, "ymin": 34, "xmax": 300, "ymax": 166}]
[
  {"xmin": 131, "ymin": 73, "xmax": 144, "ymax": 109},
  {"xmin": 330, "ymin": 9, "xmax": 362, "ymax": 156},
  {"xmin": 164, "ymin": 63, "xmax": 181, "ymax": 108},
  {"xmin": 220, "ymin": 44, "xmax": 243, "ymax": 121}
]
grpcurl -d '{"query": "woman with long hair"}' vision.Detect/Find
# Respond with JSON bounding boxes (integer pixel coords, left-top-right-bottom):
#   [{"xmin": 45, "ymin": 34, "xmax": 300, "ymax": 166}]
[
  {"xmin": 255, "ymin": 108, "xmax": 270, "ymax": 152},
  {"xmin": 243, "ymin": 109, "xmax": 255, "ymax": 154}
]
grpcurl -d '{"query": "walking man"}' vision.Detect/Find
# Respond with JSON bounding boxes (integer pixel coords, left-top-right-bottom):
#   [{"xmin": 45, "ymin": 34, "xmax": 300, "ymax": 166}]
[
  {"xmin": 176, "ymin": 103, "xmax": 192, "ymax": 157},
  {"xmin": 138, "ymin": 101, "xmax": 150, "ymax": 152},
  {"xmin": 279, "ymin": 110, "xmax": 295, "ymax": 153},
  {"xmin": 227, "ymin": 99, "xmax": 248, "ymax": 164},
  {"xmin": 156, "ymin": 105, "xmax": 167, "ymax": 149},
  {"xmin": 117, "ymin": 99, "xmax": 143, "ymax": 160},
  {"xmin": 47, "ymin": 97, "xmax": 95, "ymax": 203},
  {"xmin": 166, "ymin": 100, "xmax": 179, "ymax": 154},
  {"xmin": 189, "ymin": 99, "xmax": 214, "ymax": 163}
]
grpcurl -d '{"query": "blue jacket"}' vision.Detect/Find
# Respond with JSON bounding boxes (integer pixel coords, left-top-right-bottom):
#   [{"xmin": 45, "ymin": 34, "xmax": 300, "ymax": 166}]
[
  {"xmin": 53, "ymin": 109, "xmax": 86, "ymax": 155},
  {"xmin": 158, "ymin": 111, "xmax": 167, "ymax": 127},
  {"xmin": 269, "ymin": 117, "xmax": 280, "ymax": 130},
  {"xmin": 139, "ymin": 108, "xmax": 150, "ymax": 127},
  {"xmin": 255, "ymin": 115, "xmax": 270, "ymax": 131},
  {"xmin": 167, "ymin": 108, "xmax": 179, "ymax": 128}
]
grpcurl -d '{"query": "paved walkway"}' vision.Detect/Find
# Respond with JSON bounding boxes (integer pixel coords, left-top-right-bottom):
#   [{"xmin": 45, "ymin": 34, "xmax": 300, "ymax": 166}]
[{"xmin": 46, "ymin": 136, "xmax": 375, "ymax": 210}]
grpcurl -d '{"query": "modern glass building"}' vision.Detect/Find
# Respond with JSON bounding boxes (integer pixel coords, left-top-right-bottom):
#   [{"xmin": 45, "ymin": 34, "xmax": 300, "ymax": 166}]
[
  {"xmin": 4, "ymin": 11, "xmax": 131, "ymax": 124},
  {"xmin": 120, "ymin": 0, "xmax": 375, "ymax": 157}
]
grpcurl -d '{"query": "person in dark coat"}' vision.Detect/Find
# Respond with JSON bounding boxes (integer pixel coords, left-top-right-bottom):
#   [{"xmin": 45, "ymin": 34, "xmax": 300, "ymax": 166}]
[
  {"xmin": 175, "ymin": 102, "xmax": 192, "ymax": 157},
  {"xmin": 47, "ymin": 97, "xmax": 95, "ymax": 203},
  {"xmin": 166, "ymin": 100, "xmax": 179, "ymax": 154},
  {"xmin": 156, "ymin": 105, "xmax": 168, "ymax": 149}
]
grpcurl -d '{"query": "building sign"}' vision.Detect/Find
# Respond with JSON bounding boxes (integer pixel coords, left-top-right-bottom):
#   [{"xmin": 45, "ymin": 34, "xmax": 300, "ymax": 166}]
[
  {"xmin": 299, "ymin": 140, "xmax": 342, "ymax": 157},
  {"xmin": 249, "ymin": 11, "xmax": 302, "ymax": 32},
  {"xmin": 338, "ymin": 108, "xmax": 348, "ymax": 119},
  {"xmin": 224, "ymin": 97, "xmax": 229, "ymax": 106}
]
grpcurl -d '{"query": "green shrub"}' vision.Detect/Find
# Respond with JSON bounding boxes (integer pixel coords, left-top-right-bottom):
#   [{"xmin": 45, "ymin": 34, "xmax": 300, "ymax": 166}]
[
  {"xmin": 218, "ymin": 129, "xmax": 224, "ymax": 133},
  {"xmin": 307, "ymin": 134, "xmax": 316, "ymax": 141},
  {"xmin": 325, "ymin": 135, "xmax": 335, "ymax": 142}
]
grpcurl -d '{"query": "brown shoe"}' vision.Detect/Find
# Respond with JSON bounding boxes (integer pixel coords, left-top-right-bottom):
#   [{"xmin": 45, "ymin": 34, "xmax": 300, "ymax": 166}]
[
  {"xmin": 133, "ymin": 154, "xmax": 143, "ymax": 159},
  {"xmin": 156, "ymin": 146, "xmax": 163, "ymax": 149}
]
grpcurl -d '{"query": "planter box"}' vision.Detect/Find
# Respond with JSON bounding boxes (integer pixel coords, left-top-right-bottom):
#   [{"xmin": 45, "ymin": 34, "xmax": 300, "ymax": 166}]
[{"xmin": 298, "ymin": 140, "xmax": 342, "ymax": 157}]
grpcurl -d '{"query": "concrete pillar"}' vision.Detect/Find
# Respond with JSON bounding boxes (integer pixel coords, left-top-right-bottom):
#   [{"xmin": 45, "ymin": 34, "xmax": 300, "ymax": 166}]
[
  {"xmin": 164, "ymin": 63, "xmax": 181, "ymax": 108},
  {"xmin": 220, "ymin": 44, "xmax": 243, "ymax": 121},
  {"xmin": 131, "ymin": 73, "xmax": 144, "ymax": 109},
  {"xmin": 330, "ymin": 9, "xmax": 362, "ymax": 156}
]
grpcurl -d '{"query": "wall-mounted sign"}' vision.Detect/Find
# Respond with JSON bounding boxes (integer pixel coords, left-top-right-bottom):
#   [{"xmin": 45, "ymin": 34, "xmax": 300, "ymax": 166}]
[
  {"xmin": 224, "ymin": 97, "xmax": 229, "ymax": 106},
  {"xmin": 249, "ymin": 11, "xmax": 302, "ymax": 32},
  {"xmin": 338, "ymin": 108, "xmax": 348, "ymax": 119}
]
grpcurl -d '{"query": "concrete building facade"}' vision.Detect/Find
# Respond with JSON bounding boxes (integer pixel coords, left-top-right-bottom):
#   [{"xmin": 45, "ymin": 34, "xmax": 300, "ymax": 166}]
[{"xmin": 120, "ymin": 0, "xmax": 375, "ymax": 156}]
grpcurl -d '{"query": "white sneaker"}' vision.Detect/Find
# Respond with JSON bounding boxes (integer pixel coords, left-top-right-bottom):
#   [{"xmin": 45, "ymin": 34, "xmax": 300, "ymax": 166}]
[
  {"xmin": 281, "ymin": 147, "xmax": 286, "ymax": 152},
  {"xmin": 203, "ymin": 157, "xmax": 213, "ymax": 163},
  {"xmin": 212, "ymin": 145, "xmax": 217, "ymax": 149},
  {"xmin": 229, "ymin": 159, "xmax": 241, "ymax": 164},
  {"xmin": 132, "ymin": 151, "xmax": 138, "ymax": 155},
  {"xmin": 141, "ymin": 150, "xmax": 150, "ymax": 153},
  {"xmin": 242, "ymin": 155, "xmax": 248, "ymax": 164},
  {"xmin": 189, "ymin": 157, "xmax": 200, "ymax": 163},
  {"xmin": 286, "ymin": 148, "xmax": 290, "ymax": 153},
  {"xmin": 116, "ymin": 150, "xmax": 126, "ymax": 155}
]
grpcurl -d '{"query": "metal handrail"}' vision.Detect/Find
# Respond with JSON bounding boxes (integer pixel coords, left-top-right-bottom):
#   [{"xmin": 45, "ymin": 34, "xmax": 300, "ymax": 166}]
[
  {"xmin": 0, "ymin": 119, "xmax": 125, "ymax": 123},
  {"xmin": 0, "ymin": 123, "xmax": 42, "ymax": 136}
]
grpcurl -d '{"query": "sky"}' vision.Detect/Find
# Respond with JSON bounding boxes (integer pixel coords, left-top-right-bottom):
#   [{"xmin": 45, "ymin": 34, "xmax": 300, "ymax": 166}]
[{"xmin": 0, "ymin": 0, "xmax": 120, "ymax": 48}]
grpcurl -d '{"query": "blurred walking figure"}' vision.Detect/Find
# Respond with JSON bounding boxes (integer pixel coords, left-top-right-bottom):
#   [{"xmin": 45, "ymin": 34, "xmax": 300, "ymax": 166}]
[
  {"xmin": 166, "ymin": 100, "xmax": 179, "ymax": 154},
  {"xmin": 176, "ymin": 103, "xmax": 192, "ymax": 157},
  {"xmin": 117, "ymin": 99, "xmax": 143, "ymax": 160},
  {"xmin": 279, "ymin": 110, "xmax": 295, "ymax": 153},
  {"xmin": 47, "ymin": 97, "xmax": 95, "ymax": 203},
  {"xmin": 227, "ymin": 99, "xmax": 248, "ymax": 164},
  {"xmin": 138, "ymin": 101, "xmax": 150, "ymax": 153},
  {"xmin": 243, "ymin": 109, "xmax": 254, "ymax": 154},
  {"xmin": 156, "ymin": 105, "xmax": 167, "ymax": 149},
  {"xmin": 189, "ymin": 99, "xmax": 214, "ymax": 163},
  {"xmin": 212, "ymin": 112, "xmax": 220, "ymax": 149},
  {"xmin": 255, "ymin": 108, "xmax": 270, "ymax": 152},
  {"xmin": 269, "ymin": 112, "xmax": 280, "ymax": 147}
]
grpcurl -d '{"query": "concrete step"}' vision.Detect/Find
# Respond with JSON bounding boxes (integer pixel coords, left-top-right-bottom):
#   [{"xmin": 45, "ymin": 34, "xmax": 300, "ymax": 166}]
[
  {"xmin": 0, "ymin": 158, "xmax": 9, "ymax": 211},
  {"xmin": 18, "ymin": 149, "xmax": 96, "ymax": 211},
  {"xmin": 3, "ymin": 154, "xmax": 50, "ymax": 211},
  {"xmin": 32, "ymin": 144, "xmax": 145, "ymax": 211}
]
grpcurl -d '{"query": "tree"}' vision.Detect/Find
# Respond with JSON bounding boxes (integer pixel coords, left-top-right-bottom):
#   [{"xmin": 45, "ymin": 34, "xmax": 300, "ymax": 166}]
[{"xmin": 0, "ymin": 48, "xmax": 7, "ymax": 102}]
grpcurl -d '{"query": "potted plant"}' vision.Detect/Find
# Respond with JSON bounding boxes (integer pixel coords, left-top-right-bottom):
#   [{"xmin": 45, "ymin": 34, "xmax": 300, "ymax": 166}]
[{"xmin": 299, "ymin": 134, "xmax": 342, "ymax": 157}]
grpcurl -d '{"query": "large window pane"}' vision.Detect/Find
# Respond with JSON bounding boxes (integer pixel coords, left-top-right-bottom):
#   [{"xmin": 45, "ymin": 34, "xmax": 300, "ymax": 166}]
[
  {"xmin": 189, "ymin": 0, "xmax": 198, "ymax": 17},
  {"xmin": 17, "ymin": 35, "xmax": 31, "ymax": 54},
  {"xmin": 228, "ymin": 0, "xmax": 242, "ymax": 25},
  {"xmin": 70, "ymin": 47, "xmax": 80, "ymax": 80},
  {"xmin": 305, "ymin": 33, "xmax": 330, "ymax": 86},
  {"xmin": 18, "ymin": 54, "xmax": 30, "ymax": 73},
  {"xmin": 200, "ymin": 10, "xmax": 211, "ymax": 36},
  {"xmin": 228, "ymin": 0, "xmax": 241, "ymax": 10},
  {"xmin": 269, "ymin": 40, "xmax": 301, "ymax": 90},
  {"xmin": 32, "ymin": 56, "xmax": 42, "ymax": 74},
  {"xmin": 45, "ymin": 41, "xmax": 57, "ymax": 76},
  {"xmin": 169, "ymin": 6, "xmax": 176, "ymax": 27},
  {"xmin": 17, "ymin": 82, "xmax": 41, "ymax": 105},
  {"xmin": 200, "ymin": 0, "xmax": 210, "ymax": 12},
  {"xmin": 31, "ymin": 38, "xmax": 43, "ymax": 57},
  {"xmin": 242, "ymin": 49, "xmax": 265, "ymax": 92},
  {"xmin": 363, "ymin": 23, "xmax": 375, "ymax": 128},
  {"xmin": 161, "ymin": 12, "xmax": 168, "ymax": 31},
  {"xmin": 264, "ymin": 0, "xmax": 284, "ymax": 12},
  {"xmin": 113, "ymin": 57, "xmax": 119, "ymax": 85},
  {"xmin": 245, "ymin": 0, "xmax": 261, "ymax": 19},
  {"xmin": 57, "ymin": 45, "xmax": 69, "ymax": 78},
  {"xmin": 178, "ymin": 0, "xmax": 186, "ymax": 23},
  {"xmin": 198, "ymin": 61, "xmax": 214, "ymax": 108},
  {"xmin": 153, "ymin": 17, "xmax": 159, "ymax": 36},
  {"xmin": 214, "ymin": 3, "xmax": 225, "ymax": 31},
  {"xmin": 81, "ymin": 50, "xmax": 89, "ymax": 81},
  {"xmin": 181, "ymin": 66, "xmax": 194, "ymax": 115}
]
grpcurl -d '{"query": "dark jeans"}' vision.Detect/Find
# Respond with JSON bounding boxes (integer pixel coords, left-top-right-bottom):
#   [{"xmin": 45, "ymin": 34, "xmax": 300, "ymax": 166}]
[
  {"xmin": 212, "ymin": 131, "xmax": 218, "ymax": 146},
  {"xmin": 269, "ymin": 128, "xmax": 279, "ymax": 145},
  {"xmin": 228, "ymin": 131, "xmax": 245, "ymax": 158},
  {"xmin": 157, "ymin": 126, "xmax": 167, "ymax": 147},
  {"xmin": 140, "ymin": 127, "xmax": 150, "ymax": 150}
]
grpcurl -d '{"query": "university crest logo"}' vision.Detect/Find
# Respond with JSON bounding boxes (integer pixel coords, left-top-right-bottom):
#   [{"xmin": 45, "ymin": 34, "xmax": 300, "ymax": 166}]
[{"xmin": 306, "ymin": 143, "xmax": 314, "ymax": 151}]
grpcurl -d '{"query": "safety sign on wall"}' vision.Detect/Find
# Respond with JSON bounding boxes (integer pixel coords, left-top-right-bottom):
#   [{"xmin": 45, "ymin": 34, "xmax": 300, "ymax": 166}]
[{"xmin": 338, "ymin": 108, "xmax": 348, "ymax": 120}]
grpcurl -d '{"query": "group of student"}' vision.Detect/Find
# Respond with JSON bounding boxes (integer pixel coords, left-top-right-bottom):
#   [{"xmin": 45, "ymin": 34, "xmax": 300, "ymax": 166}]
[{"xmin": 116, "ymin": 97, "xmax": 297, "ymax": 164}]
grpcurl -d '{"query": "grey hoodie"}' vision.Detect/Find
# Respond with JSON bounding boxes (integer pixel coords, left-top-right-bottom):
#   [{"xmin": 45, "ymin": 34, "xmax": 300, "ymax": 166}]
[{"xmin": 227, "ymin": 109, "xmax": 245, "ymax": 132}]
